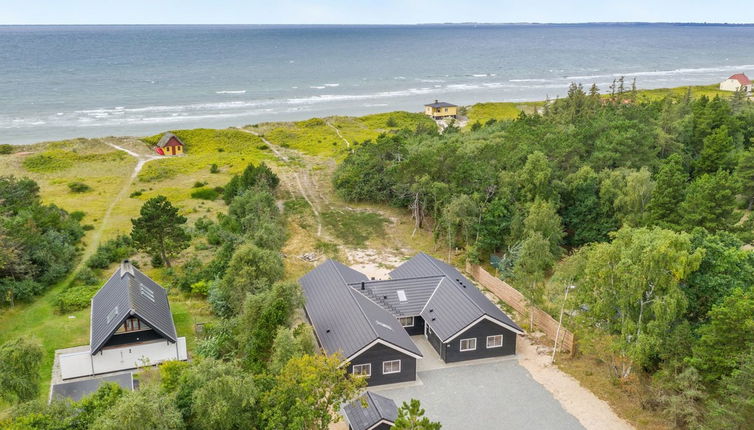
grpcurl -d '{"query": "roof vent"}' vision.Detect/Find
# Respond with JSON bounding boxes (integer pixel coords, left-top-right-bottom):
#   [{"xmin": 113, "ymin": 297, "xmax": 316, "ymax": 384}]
[
  {"xmin": 120, "ymin": 260, "xmax": 134, "ymax": 278},
  {"xmin": 383, "ymin": 295, "xmax": 388, "ymax": 300},
  {"xmin": 106, "ymin": 305, "xmax": 119, "ymax": 324},
  {"xmin": 429, "ymin": 309, "xmax": 434, "ymax": 313},
  {"xmin": 326, "ymin": 329, "xmax": 331, "ymax": 333},
  {"xmin": 139, "ymin": 283, "xmax": 155, "ymax": 302},
  {"xmin": 431, "ymin": 317, "xmax": 436, "ymax": 321},
  {"xmin": 435, "ymin": 99, "xmax": 439, "ymax": 104},
  {"xmin": 361, "ymin": 281, "xmax": 365, "ymax": 290}
]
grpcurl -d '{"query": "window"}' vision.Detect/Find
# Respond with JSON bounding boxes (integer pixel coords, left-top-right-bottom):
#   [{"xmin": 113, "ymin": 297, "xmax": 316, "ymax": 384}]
[
  {"xmin": 487, "ymin": 335, "xmax": 503, "ymax": 349},
  {"xmin": 399, "ymin": 316, "xmax": 415, "ymax": 328},
  {"xmin": 460, "ymin": 338, "xmax": 477, "ymax": 351},
  {"xmin": 352, "ymin": 363, "xmax": 371, "ymax": 377},
  {"xmin": 383, "ymin": 360, "xmax": 401, "ymax": 374},
  {"xmin": 124, "ymin": 318, "xmax": 142, "ymax": 332},
  {"xmin": 397, "ymin": 290, "xmax": 407, "ymax": 302}
]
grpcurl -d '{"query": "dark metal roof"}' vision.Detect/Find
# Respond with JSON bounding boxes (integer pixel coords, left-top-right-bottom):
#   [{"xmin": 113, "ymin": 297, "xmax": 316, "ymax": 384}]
[
  {"xmin": 156, "ymin": 132, "xmax": 184, "ymax": 148},
  {"xmin": 349, "ymin": 276, "xmax": 444, "ymax": 317},
  {"xmin": 392, "ymin": 253, "xmax": 523, "ymax": 341},
  {"xmin": 300, "ymin": 260, "xmax": 422, "ymax": 361},
  {"xmin": 425, "ymin": 101, "xmax": 457, "ymax": 108},
  {"xmin": 51, "ymin": 373, "xmax": 133, "ymax": 402},
  {"xmin": 343, "ymin": 391, "xmax": 398, "ymax": 430},
  {"xmin": 90, "ymin": 261, "xmax": 177, "ymax": 355}
]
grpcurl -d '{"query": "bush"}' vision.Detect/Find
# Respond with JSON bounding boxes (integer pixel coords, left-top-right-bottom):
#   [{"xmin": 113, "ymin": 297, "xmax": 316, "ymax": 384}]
[
  {"xmin": 210, "ymin": 164, "xmax": 220, "ymax": 173},
  {"xmin": 68, "ymin": 181, "xmax": 92, "ymax": 193},
  {"xmin": 54, "ymin": 284, "xmax": 99, "ymax": 313},
  {"xmin": 0, "ymin": 144, "xmax": 13, "ymax": 154},
  {"xmin": 129, "ymin": 190, "xmax": 143, "ymax": 198},
  {"xmin": 75, "ymin": 267, "xmax": 99, "ymax": 285},
  {"xmin": 193, "ymin": 181, "xmax": 208, "ymax": 188},
  {"xmin": 191, "ymin": 188, "xmax": 219, "ymax": 200},
  {"xmin": 86, "ymin": 235, "xmax": 135, "ymax": 269}
]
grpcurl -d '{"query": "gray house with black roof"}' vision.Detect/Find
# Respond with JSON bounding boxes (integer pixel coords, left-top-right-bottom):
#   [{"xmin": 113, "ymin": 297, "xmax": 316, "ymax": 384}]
[
  {"xmin": 300, "ymin": 253, "xmax": 523, "ymax": 386},
  {"xmin": 58, "ymin": 261, "xmax": 188, "ymax": 380}
]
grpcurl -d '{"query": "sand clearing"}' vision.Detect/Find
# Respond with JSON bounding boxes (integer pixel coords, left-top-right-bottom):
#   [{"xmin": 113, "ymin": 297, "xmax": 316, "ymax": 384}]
[{"xmin": 516, "ymin": 336, "xmax": 635, "ymax": 430}]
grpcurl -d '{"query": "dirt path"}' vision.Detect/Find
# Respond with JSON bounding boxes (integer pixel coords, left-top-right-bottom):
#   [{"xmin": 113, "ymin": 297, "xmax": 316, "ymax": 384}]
[
  {"xmin": 239, "ymin": 128, "xmax": 324, "ymax": 236},
  {"xmin": 516, "ymin": 337, "xmax": 635, "ymax": 430},
  {"xmin": 326, "ymin": 121, "xmax": 350, "ymax": 148},
  {"xmin": 73, "ymin": 142, "xmax": 158, "ymax": 269}
]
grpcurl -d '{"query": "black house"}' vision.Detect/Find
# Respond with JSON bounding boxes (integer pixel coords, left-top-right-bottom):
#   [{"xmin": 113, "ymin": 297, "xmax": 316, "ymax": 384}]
[
  {"xmin": 300, "ymin": 254, "xmax": 523, "ymax": 386},
  {"xmin": 300, "ymin": 260, "xmax": 423, "ymax": 386},
  {"xmin": 343, "ymin": 391, "xmax": 398, "ymax": 430}
]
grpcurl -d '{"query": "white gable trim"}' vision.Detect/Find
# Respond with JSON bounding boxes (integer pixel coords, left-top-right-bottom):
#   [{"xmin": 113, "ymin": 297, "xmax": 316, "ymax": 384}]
[
  {"xmin": 367, "ymin": 419, "xmax": 396, "ymax": 430},
  {"xmin": 344, "ymin": 338, "xmax": 423, "ymax": 363},
  {"xmin": 442, "ymin": 315, "xmax": 524, "ymax": 343}
]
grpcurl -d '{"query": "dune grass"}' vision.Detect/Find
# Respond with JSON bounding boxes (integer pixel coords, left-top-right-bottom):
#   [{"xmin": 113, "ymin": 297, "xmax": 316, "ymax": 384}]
[
  {"xmin": 465, "ymin": 102, "xmax": 542, "ymax": 127},
  {"xmin": 254, "ymin": 111, "xmax": 435, "ymax": 158},
  {"xmin": 633, "ymin": 83, "xmax": 733, "ymax": 101}
]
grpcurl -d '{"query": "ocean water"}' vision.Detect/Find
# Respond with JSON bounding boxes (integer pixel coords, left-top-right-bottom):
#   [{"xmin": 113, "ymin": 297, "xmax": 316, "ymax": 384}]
[{"xmin": 2, "ymin": 23, "xmax": 754, "ymax": 145}]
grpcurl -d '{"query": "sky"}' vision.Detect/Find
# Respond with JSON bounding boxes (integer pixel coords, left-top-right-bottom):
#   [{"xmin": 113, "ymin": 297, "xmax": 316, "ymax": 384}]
[{"xmin": 1, "ymin": 0, "xmax": 753, "ymax": 25}]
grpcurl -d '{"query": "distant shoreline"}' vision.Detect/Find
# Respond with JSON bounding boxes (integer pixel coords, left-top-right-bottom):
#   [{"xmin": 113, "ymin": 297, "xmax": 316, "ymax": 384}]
[{"xmin": 2, "ymin": 22, "xmax": 754, "ymax": 27}]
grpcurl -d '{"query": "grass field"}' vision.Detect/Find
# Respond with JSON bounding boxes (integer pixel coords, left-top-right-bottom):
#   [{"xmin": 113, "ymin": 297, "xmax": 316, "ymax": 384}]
[{"xmin": 464, "ymin": 101, "xmax": 543, "ymax": 127}]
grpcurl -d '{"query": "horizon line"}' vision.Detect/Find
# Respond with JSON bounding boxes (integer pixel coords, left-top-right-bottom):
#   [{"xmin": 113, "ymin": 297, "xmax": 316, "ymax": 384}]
[{"xmin": 2, "ymin": 21, "xmax": 754, "ymax": 26}]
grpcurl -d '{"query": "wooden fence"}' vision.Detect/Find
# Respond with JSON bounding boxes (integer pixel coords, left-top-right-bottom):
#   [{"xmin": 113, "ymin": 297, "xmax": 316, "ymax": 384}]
[{"xmin": 466, "ymin": 263, "xmax": 575, "ymax": 355}]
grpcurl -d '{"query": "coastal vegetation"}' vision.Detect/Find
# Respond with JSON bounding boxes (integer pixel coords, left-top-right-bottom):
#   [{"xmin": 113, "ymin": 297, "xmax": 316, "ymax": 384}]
[
  {"xmin": 1, "ymin": 82, "xmax": 753, "ymax": 428},
  {"xmin": 333, "ymin": 84, "xmax": 754, "ymax": 428}
]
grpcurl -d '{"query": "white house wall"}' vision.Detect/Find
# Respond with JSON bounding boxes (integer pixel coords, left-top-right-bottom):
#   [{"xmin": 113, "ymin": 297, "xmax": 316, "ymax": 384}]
[{"xmin": 60, "ymin": 337, "xmax": 187, "ymax": 380}]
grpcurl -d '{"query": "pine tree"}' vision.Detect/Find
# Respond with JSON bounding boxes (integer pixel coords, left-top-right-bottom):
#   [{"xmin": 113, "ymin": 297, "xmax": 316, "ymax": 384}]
[
  {"xmin": 647, "ymin": 154, "xmax": 688, "ymax": 228},
  {"xmin": 130, "ymin": 195, "xmax": 190, "ymax": 268},
  {"xmin": 735, "ymin": 147, "xmax": 754, "ymax": 210},
  {"xmin": 393, "ymin": 399, "xmax": 442, "ymax": 430},
  {"xmin": 695, "ymin": 125, "xmax": 735, "ymax": 174}
]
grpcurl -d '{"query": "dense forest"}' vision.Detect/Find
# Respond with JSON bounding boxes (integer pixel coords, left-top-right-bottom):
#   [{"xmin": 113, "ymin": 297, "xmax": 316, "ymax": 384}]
[{"xmin": 334, "ymin": 85, "xmax": 754, "ymax": 428}]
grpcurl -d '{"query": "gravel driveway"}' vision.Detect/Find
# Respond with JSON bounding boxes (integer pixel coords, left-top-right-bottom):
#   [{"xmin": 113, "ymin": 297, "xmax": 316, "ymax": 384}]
[{"xmin": 371, "ymin": 359, "xmax": 585, "ymax": 430}]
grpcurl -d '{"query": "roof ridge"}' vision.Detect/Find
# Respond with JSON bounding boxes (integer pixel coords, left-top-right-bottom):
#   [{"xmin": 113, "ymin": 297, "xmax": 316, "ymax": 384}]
[
  {"xmin": 367, "ymin": 392, "xmax": 383, "ymax": 420},
  {"xmin": 422, "ymin": 253, "xmax": 488, "ymax": 315}
]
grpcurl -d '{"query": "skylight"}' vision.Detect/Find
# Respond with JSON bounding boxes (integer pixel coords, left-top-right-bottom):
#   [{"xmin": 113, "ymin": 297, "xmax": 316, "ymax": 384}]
[
  {"xmin": 375, "ymin": 320, "xmax": 393, "ymax": 331},
  {"xmin": 397, "ymin": 290, "xmax": 407, "ymax": 302},
  {"xmin": 106, "ymin": 305, "xmax": 119, "ymax": 324},
  {"xmin": 140, "ymin": 283, "xmax": 155, "ymax": 302}
]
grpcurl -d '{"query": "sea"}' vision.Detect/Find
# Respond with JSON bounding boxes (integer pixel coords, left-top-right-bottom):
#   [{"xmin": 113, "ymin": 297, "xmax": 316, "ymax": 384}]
[{"xmin": 2, "ymin": 23, "xmax": 754, "ymax": 145}]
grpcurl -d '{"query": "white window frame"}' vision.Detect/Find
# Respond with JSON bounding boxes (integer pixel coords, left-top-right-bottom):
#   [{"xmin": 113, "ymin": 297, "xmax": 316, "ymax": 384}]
[
  {"xmin": 486, "ymin": 335, "xmax": 504, "ymax": 349},
  {"xmin": 399, "ymin": 316, "xmax": 415, "ymax": 328},
  {"xmin": 459, "ymin": 338, "xmax": 477, "ymax": 352},
  {"xmin": 352, "ymin": 363, "xmax": 371, "ymax": 377},
  {"xmin": 382, "ymin": 360, "xmax": 401, "ymax": 375}
]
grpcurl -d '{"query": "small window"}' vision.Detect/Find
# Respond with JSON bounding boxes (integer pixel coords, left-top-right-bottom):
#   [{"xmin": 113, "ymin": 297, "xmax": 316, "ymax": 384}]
[
  {"xmin": 140, "ymin": 284, "xmax": 155, "ymax": 302},
  {"xmin": 106, "ymin": 306, "xmax": 119, "ymax": 324},
  {"xmin": 397, "ymin": 290, "xmax": 407, "ymax": 302},
  {"xmin": 399, "ymin": 316, "xmax": 415, "ymax": 327},
  {"xmin": 124, "ymin": 318, "xmax": 142, "ymax": 332},
  {"xmin": 460, "ymin": 338, "xmax": 477, "ymax": 351},
  {"xmin": 352, "ymin": 363, "xmax": 371, "ymax": 377},
  {"xmin": 383, "ymin": 360, "xmax": 401, "ymax": 374},
  {"xmin": 487, "ymin": 335, "xmax": 503, "ymax": 349}
]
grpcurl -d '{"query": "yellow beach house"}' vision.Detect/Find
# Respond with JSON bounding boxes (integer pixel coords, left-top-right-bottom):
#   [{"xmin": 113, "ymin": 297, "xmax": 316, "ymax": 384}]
[{"xmin": 424, "ymin": 100, "xmax": 458, "ymax": 119}]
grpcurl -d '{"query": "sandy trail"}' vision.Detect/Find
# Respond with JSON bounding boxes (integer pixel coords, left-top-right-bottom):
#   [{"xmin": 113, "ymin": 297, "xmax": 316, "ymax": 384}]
[
  {"xmin": 516, "ymin": 337, "xmax": 635, "ymax": 430},
  {"xmin": 326, "ymin": 121, "xmax": 350, "ymax": 148},
  {"xmin": 73, "ymin": 142, "xmax": 158, "ymax": 269},
  {"xmin": 239, "ymin": 128, "xmax": 324, "ymax": 236}
]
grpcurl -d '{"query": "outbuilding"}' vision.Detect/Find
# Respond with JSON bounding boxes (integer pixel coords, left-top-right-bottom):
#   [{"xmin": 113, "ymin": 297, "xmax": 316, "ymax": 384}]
[
  {"xmin": 720, "ymin": 73, "xmax": 752, "ymax": 92},
  {"xmin": 343, "ymin": 391, "xmax": 398, "ymax": 430},
  {"xmin": 155, "ymin": 132, "xmax": 185, "ymax": 156}
]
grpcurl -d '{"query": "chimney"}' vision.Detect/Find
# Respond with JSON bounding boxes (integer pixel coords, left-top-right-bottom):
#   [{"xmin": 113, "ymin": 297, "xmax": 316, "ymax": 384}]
[
  {"xmin": 434, "ymin": 99, "xmax": 439, "ymax": 104},
  {"xmin": 120, "ymin": 260, "xmax": 134, "ymax": 278}
]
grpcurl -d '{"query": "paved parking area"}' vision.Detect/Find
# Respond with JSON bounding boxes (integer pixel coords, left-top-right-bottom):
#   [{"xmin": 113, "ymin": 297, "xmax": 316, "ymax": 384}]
[{"xmin": 371, "ymin": 359, "xmax": 585, "ymax": 430}]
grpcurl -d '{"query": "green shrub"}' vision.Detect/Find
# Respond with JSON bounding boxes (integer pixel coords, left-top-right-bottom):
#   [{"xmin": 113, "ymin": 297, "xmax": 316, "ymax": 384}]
[
  {"xmin": 86, "ymin": 235, "xmax": 135, "ymax": 269},
  {"xmin": 191, "ymin": 188, "xmax": 219, "ymax": 200},
  {"xmin": 193, "ymin": 181, "xmax": 208, "ymax": 188},
  {"xmin": 210, "ymin": 164, "xmax": 220, "ymax": 173},
  {"xmin": 68, "ymin": 181, "xmax": 92, "ymax": 193},
  {"xmin": 74, "ymin": 267, "xmax": 99, "ymax": 285},
  {"xmin": 0, "ymin": 144, "xmax": 13, "ymax": 154},
  {"xmin": 54, "ymin": 284, "xmax": 99, "ymax": 313},
  {"xmin": 190, "ymin": 280, "xmax": 210, "ymax": 296},
  {"xmin": 130, "ymin": 190, "xmax": 143, "ymax": 198}
]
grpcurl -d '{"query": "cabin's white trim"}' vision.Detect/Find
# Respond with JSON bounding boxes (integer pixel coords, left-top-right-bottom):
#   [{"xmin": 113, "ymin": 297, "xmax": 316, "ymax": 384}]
[
  {"xmin": 344, "ymin": 339, "xmax": 423, "ymax": 363},
  {"xmin": 443, "ymin": 315, "xmax": 525, "ymax": 343},
  {"xmin": 367, "ymin": 420, "xmax": 396, "ymax": 430}
]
